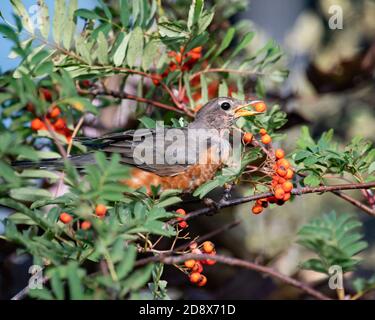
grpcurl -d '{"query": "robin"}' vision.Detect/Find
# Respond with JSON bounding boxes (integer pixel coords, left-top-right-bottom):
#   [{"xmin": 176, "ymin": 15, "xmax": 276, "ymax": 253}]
[{"xmin": 13, "ymin": 97, "xmax": 264, "ymax": 193}]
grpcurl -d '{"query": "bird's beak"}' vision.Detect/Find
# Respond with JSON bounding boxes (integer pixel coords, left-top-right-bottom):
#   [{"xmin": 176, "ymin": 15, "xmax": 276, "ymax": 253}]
[{"xmin": 233, "ymin": 100, "xmax": 265, "ymax": 118}]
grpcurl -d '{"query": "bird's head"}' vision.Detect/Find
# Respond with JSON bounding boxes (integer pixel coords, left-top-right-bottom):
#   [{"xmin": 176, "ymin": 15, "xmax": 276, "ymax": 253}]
[{"xmin": 191, "ymin": 97, "xmax": 265, "ymax": 130}]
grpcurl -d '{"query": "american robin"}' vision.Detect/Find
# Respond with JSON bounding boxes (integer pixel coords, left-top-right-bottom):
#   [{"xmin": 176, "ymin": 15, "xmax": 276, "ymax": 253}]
[{"xmin": 13, "ymin": 97, "xmax": 264, "ymax": 193}]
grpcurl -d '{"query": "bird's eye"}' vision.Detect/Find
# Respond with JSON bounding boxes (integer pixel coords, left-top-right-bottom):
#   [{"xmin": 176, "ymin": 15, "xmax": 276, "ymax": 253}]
[{"xmin": 220, "ymin": 102, "xmax": 231, "ymax": 110}]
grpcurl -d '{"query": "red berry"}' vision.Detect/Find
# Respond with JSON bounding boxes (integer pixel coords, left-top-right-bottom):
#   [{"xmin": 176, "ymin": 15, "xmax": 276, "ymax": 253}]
[
  {"xmin": 53, "ymin": 118, "xmax": 66, "ymax": 130},
  {"xmin": 261, "ymin": 134, "xmax": 272, "ymax": 144},
  {"xmin": 59, "ymin": 212, "xmax": 73, "ymax": 224},
  {"xmin": 40, "ymin": 88, "xmax": 52, "ymax": 101},
  {"xmin": 202, "ymin": 241, "xmax": 215, "ymax": 254},
  {"xmin": 275, "ymin": 149, "xmax": 285, "ymax": 159},
  {"xmin": 243, "ymin": 132, "xmax": 253, "ymax": 144},
  {"xmin": 252, "ymin": 205, "xmax": 263, "ymax": 214},
  {"xmin": 176, "ymin": 208, "xmax": 186, "ymax": 215},
  {"xmin": 192, "ymin": 261, "xmax": 203, "ymax": 273},
  {"xmin": 254, "ymin": 102, "xmax": 267, "ymax": 113},
  {"xmin": 31, "ymin": 118, "xmax": 44, "ymax": 131},
  {"xmin": 184, "ymin": 259, "xmax": 196, "ymax": 269},
  {"xmin": 282, "ymin": 181, "xmax": 293, "ymax": 193},
  {"xmin": 178, "ymin": 221, "xmax": 188, "ymax": 229},
  {"xmin": 49, "ymin": 106, "xmax": 61, "ymax": 118},
  {"xmin": 274, "ymin": 187, "xmax": 285, "ymax": 200},
  {"xmin": 95, "ymin": 204, "xmax": 107, "ymax": 217},
  {"xmin": 197, "ymin": 275, "xmax": 207, "ymax": 287},
  {"xmin": 81, "ymin": 220, "xmax": 91, "ymax": 230},
  {"xmin": 189, "ymin": 272, "xmax": 202, "ymax": 283},
  {"xmin": 259, "ymin": 128, "xmax": 267, "ymax": 135}
]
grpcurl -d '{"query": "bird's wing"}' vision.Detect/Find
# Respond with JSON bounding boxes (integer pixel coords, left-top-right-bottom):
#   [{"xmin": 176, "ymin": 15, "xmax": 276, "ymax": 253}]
[{"xmin": 77, "ymin": 128, "xmax": 199, "ymax": 176}]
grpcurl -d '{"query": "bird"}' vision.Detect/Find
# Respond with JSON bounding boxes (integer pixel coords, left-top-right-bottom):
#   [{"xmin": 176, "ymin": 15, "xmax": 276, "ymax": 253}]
[{"xmin": 13, "ymin": 97, "xmax": 264, "ymax": 193}]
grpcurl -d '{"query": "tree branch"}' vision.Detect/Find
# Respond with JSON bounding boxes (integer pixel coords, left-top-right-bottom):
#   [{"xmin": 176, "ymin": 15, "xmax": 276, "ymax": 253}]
[
  {"xmin": 181, "ymin": 182, "xmax": 375, "ymax": 222},
  {"xmin": 141, "ymin": 253, "xmax": 332, "ymax": 300}
]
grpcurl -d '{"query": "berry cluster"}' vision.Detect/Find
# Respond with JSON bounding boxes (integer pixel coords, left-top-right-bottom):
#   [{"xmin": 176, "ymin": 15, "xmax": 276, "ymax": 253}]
[
  {"xmin": 152, "ymin": 46, "xmax": 202, "ymax": 86},
  {"xmin": 58, "ymin": 204, "xmax": 108, "ymax": 230},
  {"xmin": 176, "ymin": 208, "xmax": 188, "ymax": 229},
  {"xmin": 252, "ymin": 149, "xmax": 294, "ymax": 214},
  {"xmin": 28, "ymin": 88, "xmax": 72, "ymax": 142},
  {"xmin": 184, "ymin": 241, "xmax": 217, "ymax": 287}
]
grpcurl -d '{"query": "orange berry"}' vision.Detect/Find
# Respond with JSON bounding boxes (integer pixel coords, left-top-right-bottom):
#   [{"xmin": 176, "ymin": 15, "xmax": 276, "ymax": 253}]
[
  {"xmin": 192, "ymin": 261, "xmax": 203, "ymax": 273},
  {"xmin": 252, "ymin": 205, "xmax": 263, "ymax": 215},
  {"xmin": 283, "ymin": 192, "xmax": 291, "ymax": 202},
  {"xmin": 31, "ymin": 118, "xmax": 44, "ymax": 131},
  {"xmin": 176, "ymin": 208, "xmax": 186, "ymax": 215},
  {"xmin": 285, "ymin": 168, "xmax": 294, "ymax": 179},
  {"xmin": 243, "ymin": 132, "xmax": 253, "ymax": 144},
  {"xmin": 202, "ymin": 241, "xmax": 215, "ymax": 254},
  {"xmin": 175, "ymin": 53, "xmax": 182, "ymax": 64},
  {"xmin": 151, "ymin": 74, "xmax": 162, "ymax": 86},
  {"xmin": 276, "ymin": 167, "xmax": 287, "ymax": 177},
  {"xmin": 184, "ymin": 259, "xmax": 196, "ymax": 269},
  {"xmin": 178, "ymin": 221, "xmax": 188, "ymax": 229},
  {"xmin": 274, "ymin": 187, "xmax": 285, "ymax": 200},
  {"xmin": 53, "ymin": 118, "xmax": 66, "ymax": 130},
  {"xmin": 49, "ymin": 106, "xmax": 61, "ymax": 118},
  {"xmin": 278, "ymin": 177, "xmax": 286, "ymax": 184},
  {"xmin": 277, "ymin": 159, "xmax": 290, "ymax": 169},
  {"xmin": 254, "ymin": 101, "xmax": 267, "ymax": 113},
  {"xmin": 191, "ymin": 46, "xmax": 202, "ymax": 54},
  {"xmin": 261, "ymin": 134, "xmax": 272, "ymax": 144},
  {"xmin": 259, "ymin": 128, "xmax": 267, "ymax": 135},
  {"xmin": 189, "ymin": 272, "xmax": 202, "ymax": 283},
  {"xmin": 59, "ymin": 212, "xmax": 73, "ymax": 224},
  {"xmin": 197, "ymin": 275, "xmax": 207, "ymax": 287},
  {"xmin": 95, "ymin": 204, "xmax": 107, "ymax": 217},
  {"xmin": 81, "ymin": 220, "xmax": 91, "ymax": 230},
  {"xmin": 282, "ymin": 181, "xmax": 293, "ymax": 193},
  {"xmin": 205, "ymin": 259, "xmax": 216, "ymax": 266},
  {"xmin": 271, "ymin": 179, "xmax": 278, "ymax": 188},
  {"xmin": 275, "ymin": 148, "xmax": 285, "ymax": 159}
]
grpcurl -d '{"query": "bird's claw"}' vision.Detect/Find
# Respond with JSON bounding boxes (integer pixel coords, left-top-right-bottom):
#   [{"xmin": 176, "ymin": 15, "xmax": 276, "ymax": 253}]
[{"xmin": 203, "ymin": 197, "xmax": 220, "ymax": 215}]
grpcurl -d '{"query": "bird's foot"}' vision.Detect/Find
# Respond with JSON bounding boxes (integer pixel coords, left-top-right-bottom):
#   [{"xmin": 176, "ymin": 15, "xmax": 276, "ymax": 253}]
[
  {"xmin": 221, "ymin": 183, "xmax": 233, "ymax": 202},
  {"xmin": 203, "ymin": 197, "xmax": 220, "ymax": 215}
]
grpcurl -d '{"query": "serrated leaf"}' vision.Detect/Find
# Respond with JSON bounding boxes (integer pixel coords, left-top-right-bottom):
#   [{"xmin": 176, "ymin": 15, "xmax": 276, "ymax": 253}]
[
  {"xmin": 38, "ymin": 0, "xmax": 50, "ymax": 39},
  {"xmin": 188, "ymin": 0, "xmax": 204, "ymax": 31},
  {"xmin": 53, "ymin": 0, "xmax": 65, "ymax": 45},
  {"xmin": 97, "ymin": 31, "xmax": 109, "ymax": 65},
  {"xmin": 62, "ymin": 0, "xmax": 77, "ymax": 50},
  {"xmin": 127, "ymin": 27, "xmax": 144, "ymax": 68},
  {"xmin": 113, "ymin": 32, "xmax": 130, "ymax": 66},
  {"xmin": 11, "ymin": 0, "xmax": 34, "ymax": 34},
  {"xmin": 10, "ymin": 187, "xmax": 52, "ymax": 202}
]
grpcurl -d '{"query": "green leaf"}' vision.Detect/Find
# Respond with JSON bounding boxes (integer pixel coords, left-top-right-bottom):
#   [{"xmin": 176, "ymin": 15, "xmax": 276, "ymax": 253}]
[
  {"xmin": 10, "ymin": 187, "xmax": 52, "ymax": 202},
  {"xmin": 368, "ymin": 162, "xmax": 375, "ymax": 174},
  {"xmin": 52, "ymin": 0, "xmax": 66, "ymax": 45},
  {"xmin": 38, "ymin": 0, "xmax": 50, "ymax": 39},
  {"xmin": 113, "ymin": 32, "xmax": 130, "ymax": 66},
  {"xmin": 120, "ymin": 0, "xmax": 130, "ymax": 27},
  {"xmin": 67, "ymin": 263, "xmax": 84, "ymax": 300},
  {"xmin": 0, "ymin": 160, "xmax": 20, "ymax": 184},
  {"xmin": 139, "ymin": 116, "xmax": 156, "ymax": 129},
  {"xmin": 53, "ymin": 0, "xmax": 65, "ymax": 45},
  {"xmin": 142, "ymin": 39, "xmax": 160, "ymax": 71},
  {"xmin": 117, "ymin": 245, "xmax": 137, "ymax": 279},
  {"xmin": 218, "ymin": 80, "xmax": 228, "ymax": 97},
  {"xmin": 62, "ymin": 0, "xmax": 77, "ymax": 50},
  {"xmin": 97, "ymin": 31, "xmax": 109, "ymax": 65},
  {"xmin": 213, "ymin": 27, "xmax": 235, "ymax": 59},
  {"xmin": 10, "ymin": 0, "xmax": 34, "ymax": 34},
  {"xmin": 19, "ymin": 169, "xmax": 60, "ymax": 180},
  {"xmin": 303, "ymin": 174, "xmax": 321, "ymax": 187},
  {"xmin": 188, "ymin": 0, "xmax": 204, "ymax": 31},
  {"xmin": 121, "ymin": 264, "xmax": 154, "ymax": 296},
  {"xmin": 74, "ymin": 9, "xmax": 100, "ymax": 20},
  {"xmin": 0, "ymin": 24, "xmax": 18, "ymax": 43},
  {"xmin": 127, "ymin": 27, "xmax": 144, "ymax": 68},
  {"xmin": 198, "ymin": 9, "xmax": 214, "ymax": 34},
  {"xmin": 155, "ymin": 196, "xmax": 182, "ymax": 208}
]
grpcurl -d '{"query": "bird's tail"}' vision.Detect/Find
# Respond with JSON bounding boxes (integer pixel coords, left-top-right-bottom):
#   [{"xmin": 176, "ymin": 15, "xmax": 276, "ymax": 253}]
[{"xmin": 11, "ymin": 153, "xmax": 96, "ymax": 170}]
